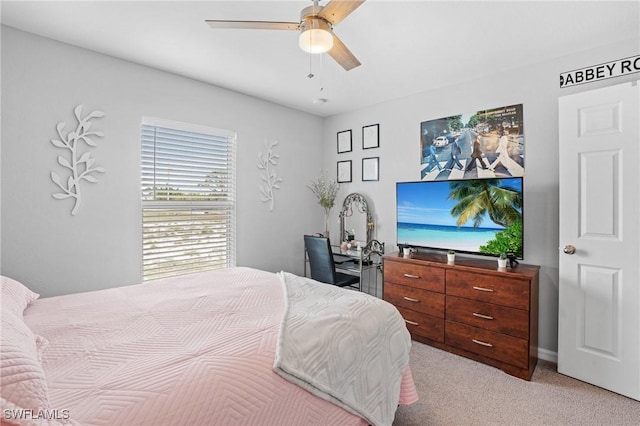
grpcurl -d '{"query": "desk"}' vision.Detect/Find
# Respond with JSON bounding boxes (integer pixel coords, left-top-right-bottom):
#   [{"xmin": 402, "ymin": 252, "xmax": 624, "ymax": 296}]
[{"xmin": 304, "ymin": 241, "xmax": 385, "ymax": 298}]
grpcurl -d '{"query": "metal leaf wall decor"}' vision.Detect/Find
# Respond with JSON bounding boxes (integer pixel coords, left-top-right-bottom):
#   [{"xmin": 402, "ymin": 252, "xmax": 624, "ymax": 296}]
[
  {"xmin": 257, "ymin": 139, "xmax": 282, "ymax": 211},
  {"xmin": 50, "ymin": 104, "xmax": 105, "ymax": 215}
]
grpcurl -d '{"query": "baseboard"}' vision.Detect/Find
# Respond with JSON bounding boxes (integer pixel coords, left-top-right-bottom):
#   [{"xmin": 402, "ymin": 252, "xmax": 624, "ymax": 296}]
[{"xmin": 538, "ymin": 348, "xmax": 558, "ymax": 364}]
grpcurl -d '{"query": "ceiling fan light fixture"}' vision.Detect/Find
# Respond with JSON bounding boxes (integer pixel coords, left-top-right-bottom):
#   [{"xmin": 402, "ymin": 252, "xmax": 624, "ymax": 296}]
[{"xmin": 299, "ymin": 19, "xmax": 333, "ymax": 54}]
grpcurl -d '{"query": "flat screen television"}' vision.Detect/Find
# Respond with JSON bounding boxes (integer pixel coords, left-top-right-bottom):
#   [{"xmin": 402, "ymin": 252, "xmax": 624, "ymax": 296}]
[{"xmin": 396, "ymin": 177, "xmax": 524, "ymax": 259}]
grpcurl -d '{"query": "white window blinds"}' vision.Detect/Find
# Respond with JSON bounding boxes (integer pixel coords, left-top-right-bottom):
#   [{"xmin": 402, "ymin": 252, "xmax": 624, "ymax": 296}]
[{"xmin": 141, "ymin": 118, "xmax": 236, "ymax": 281}]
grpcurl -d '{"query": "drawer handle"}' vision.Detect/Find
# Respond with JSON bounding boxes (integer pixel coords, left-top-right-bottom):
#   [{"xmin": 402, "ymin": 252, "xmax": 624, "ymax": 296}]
[
  {"xmin": 472, "ymin": 312, "xmax": 494, "ymax": 320},
  {"xmin": 403, "ymin": 273, "xmax": 420, "ymax": 279},
  {"xmin": 405, "ymin": 320, "xmax": 419, "ymax": 326},
  {"xmin": 472, "ymin": 286, "xmax": 494, "ymax": 292},
  {"xmin": 403, "ymin": 296, "xmax": 420, "ymax": 303},
  {"xmin": 472, "ymin": 339, "xmax": 493, "ymax": 347}
]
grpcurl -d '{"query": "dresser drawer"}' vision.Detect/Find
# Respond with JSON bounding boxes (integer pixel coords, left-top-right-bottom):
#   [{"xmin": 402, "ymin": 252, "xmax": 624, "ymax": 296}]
[
  {"xmin": 384, "ymin": 282, "xmax": 445, "ymax": 318},
  {"xmin": 445, "ymin": 321, "xmax": 528, "ymax": 369},
  {"xmin": 446, "ymin": 296, "xmax": 529, "ymax": 339},
  {"xmin": 397, "ymin": 307, "xmax": 444, "ymax": 343},
  {"xmin": 384, "ymin": 260, "xmax": 445, "ymax": 292},
  {"xmin": 446, "ymin": 270, "xmax": 529, "ymax": 310},
  {"xmin": 382, "ymin": 253, "xmax": 539, "ymax": 380}
]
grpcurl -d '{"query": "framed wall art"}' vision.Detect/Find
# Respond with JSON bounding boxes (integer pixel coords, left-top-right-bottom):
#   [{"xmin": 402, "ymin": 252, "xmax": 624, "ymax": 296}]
[
  {"xmin": 362, "ymin": 157, "xmax": 379, "ymax": 181},
  {"xmin": 419, "ymin": 103, "xmax": 525, "ymax": 181},
  {"xmin": 362, "ymin": 124, "xmax": 379, "ymax": 149},
  {"xmin": 337, "ymin": 160, "xmax": 352, "ymax": 183},
  {"xmin": 337, "ymin": 129, "xmax": 352, "ymax": 153}
]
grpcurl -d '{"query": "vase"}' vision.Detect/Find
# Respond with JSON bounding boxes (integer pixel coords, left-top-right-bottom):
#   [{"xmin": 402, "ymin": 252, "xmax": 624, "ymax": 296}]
[{"xmin": 323, "ymin": 209, "xmax": 330, "ymax": 239}]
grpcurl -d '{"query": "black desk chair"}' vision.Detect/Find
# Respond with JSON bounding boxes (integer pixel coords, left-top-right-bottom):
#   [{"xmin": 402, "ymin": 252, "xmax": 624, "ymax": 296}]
[{"xmin": 304, "ymin": 235, "xmax": 360, "ymax": 288}]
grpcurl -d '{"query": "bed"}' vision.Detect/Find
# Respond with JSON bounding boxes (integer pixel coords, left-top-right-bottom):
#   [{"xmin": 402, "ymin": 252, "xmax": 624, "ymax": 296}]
[{"xmin": 1, "ymin": 267, "xmax": 417, "ymax": 426}]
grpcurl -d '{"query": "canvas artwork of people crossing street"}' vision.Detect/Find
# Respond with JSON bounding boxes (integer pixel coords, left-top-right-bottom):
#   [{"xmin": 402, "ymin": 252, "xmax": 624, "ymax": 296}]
[{"xmin": 420, "ymin": 104, "xmax": 525, "ymax": 181}]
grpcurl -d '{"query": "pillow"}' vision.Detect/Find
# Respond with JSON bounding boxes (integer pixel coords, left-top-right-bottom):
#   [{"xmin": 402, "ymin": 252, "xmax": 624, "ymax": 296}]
[
  {"xmin": 1, "ymin": 276, "xmax": 40, "ymax": 317},
  {"xmin": 1, "ymin": 276, "xmax": 51, "ymax": 424},
  {"xmin": 0, "ymin": 312, "xmax": 51, "ymax": 417}
]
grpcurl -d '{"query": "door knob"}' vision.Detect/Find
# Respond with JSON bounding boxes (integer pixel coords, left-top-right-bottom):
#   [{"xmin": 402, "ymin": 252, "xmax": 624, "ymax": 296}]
[{"xmin": 563, "ymin": 244, "xmax": 576, "ymax": 255}]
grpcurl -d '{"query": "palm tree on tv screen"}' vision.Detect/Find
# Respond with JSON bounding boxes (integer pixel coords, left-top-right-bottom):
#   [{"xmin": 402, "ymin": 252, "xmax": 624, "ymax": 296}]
[{"xmin": 448, "ymin": 179, "xmax": 522, "ymax": 228}]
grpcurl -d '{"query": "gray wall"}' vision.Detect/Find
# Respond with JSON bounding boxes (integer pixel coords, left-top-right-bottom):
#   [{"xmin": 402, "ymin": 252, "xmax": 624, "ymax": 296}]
[
  {"xmin": 1, "ymin": 26, "xmax": 324, "ymax": 297},
  {"xmin": 2, "ymin": 24, "xmax": 639, "ymax": 359},
  {"xmin": 321, "ymin": 37, "xmax": 640, "ymax": 358}
]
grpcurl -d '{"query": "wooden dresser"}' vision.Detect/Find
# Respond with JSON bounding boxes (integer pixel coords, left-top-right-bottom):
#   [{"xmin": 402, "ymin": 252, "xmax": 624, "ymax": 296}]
[{"xmin": 383, "ymin": 252, "xmax": 539, "ymax": 380}]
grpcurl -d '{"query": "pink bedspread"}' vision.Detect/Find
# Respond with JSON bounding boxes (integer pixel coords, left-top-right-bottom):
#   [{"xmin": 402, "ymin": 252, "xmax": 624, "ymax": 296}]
[{"xmin": 23, "ymin": 267, "xmax": 417, "ymax": 425}]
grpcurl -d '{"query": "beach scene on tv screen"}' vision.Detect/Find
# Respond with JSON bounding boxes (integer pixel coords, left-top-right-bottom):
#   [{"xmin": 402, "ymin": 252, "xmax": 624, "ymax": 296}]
[{"xmin": 397, "ymin": 178, "xmax": 523, "ymax": 256}]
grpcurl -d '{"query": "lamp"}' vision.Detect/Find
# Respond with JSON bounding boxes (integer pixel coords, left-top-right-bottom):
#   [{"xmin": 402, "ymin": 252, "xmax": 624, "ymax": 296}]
[{"xmin": 299, "ymin": 18, "xmax": 333, "ymax": 54}]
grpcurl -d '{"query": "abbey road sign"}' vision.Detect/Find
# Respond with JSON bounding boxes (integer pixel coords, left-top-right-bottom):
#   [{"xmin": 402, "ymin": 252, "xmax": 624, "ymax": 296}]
[{"xmin": 560, "ymin": 55, "xmax": 640, "ymax": 88}]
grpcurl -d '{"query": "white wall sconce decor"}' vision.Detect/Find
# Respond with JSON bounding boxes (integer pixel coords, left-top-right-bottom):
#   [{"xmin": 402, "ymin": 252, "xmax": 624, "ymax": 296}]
[
  {"xmin": 257, "ymin": 139, "xmax": 282, "ymax": 211},
  {"xmin": 50, "ymin": 104, "xmax": 105, "ymax": 215}
]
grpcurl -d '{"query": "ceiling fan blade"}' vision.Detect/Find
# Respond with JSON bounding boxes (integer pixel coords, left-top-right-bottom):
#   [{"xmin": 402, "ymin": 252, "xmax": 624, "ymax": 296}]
[
  {"xmin": 206, "ymin": 20, "xmax": 299, "ymax": 31},
  {"xmin": 318, "ymin": 0, "xmax": 366, "ymax": 25},
  {"xmin": 327, "ymin": 33, "xmax": 361, "ymax": 71}
]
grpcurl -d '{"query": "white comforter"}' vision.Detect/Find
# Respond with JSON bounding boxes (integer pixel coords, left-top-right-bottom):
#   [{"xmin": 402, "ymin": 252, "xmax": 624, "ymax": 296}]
[{"xmin": 274, "ymin": 272, "xmax": 413, "ymax": 426}]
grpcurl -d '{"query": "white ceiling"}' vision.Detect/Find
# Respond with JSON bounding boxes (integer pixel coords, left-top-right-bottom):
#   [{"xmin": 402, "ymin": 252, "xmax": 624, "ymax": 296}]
[{"xmin": 2, "ymin": 1, "xmax": 638, "ymax": 117}]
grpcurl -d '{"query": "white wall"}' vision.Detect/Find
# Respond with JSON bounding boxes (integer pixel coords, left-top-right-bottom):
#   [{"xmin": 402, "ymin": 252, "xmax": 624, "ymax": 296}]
[
  {"xmin": 1, "ymin": 26, "xmax": 324, "ymax": 297},
  {"xmin": 322, "ymin": 38, "xmax": 640, "ymax": 355}
]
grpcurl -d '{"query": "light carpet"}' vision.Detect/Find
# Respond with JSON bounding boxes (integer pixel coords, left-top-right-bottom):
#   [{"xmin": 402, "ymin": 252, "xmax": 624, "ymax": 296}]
[{"xmin": 393, "ymin": 341, "xmax": 640, "ymax": 425}]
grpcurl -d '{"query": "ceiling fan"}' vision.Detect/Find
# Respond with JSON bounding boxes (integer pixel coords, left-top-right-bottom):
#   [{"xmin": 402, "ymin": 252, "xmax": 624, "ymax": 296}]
[{"xmin": 206, "ymin": 0, "xmax": 365, "ymax": 71}]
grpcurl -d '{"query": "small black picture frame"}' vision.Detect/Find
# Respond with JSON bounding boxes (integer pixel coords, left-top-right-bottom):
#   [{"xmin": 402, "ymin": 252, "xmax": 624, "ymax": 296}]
[
  {"xmin": 337, "ymin": 129, "xmax": 352, "ymax": 153},
  {"xmin": 362, "ymin": 124, "xmax": 379, "ymax": 149},
  {"xmin": 362, "ymin": 157, "xmax": 379, "ymax": 181},
  {"xmin": 337, "ymin": 160, "xmax": 352, "ymax": 183}
]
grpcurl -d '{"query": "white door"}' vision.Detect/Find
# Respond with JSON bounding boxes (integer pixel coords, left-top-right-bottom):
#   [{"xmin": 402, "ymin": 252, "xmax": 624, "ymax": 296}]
[{"xmin": 558, "ymin": 80, "xmax": 639, "ymax": 401}]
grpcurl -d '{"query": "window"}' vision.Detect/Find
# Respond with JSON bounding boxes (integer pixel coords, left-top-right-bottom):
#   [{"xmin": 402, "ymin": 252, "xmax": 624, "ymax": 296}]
[{"xmin": 141, "ymin": 118, "xmax": 236, "ymax": 281}]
